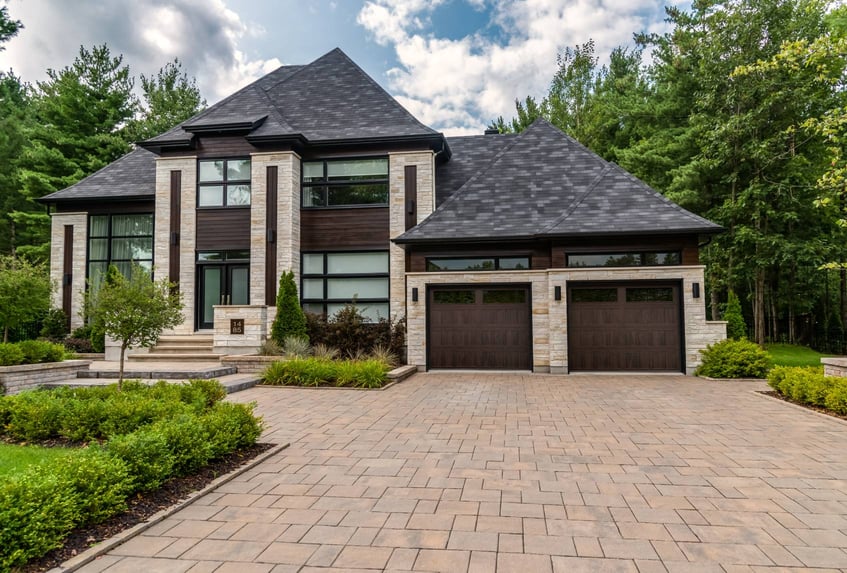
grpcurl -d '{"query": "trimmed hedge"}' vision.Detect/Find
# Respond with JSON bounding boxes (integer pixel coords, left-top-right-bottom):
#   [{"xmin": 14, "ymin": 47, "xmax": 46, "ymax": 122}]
[
  {"xmin": 263, "ymin": 357, "xmax": 390, "ymax": 389},
  {"xmin": 0, "ymin": 340, "xmax": 66, "ymax": 366},
  {"xmin": 767, "ymin": 366, "xmax": 847, "ymax": 415},
  {"xmin": 0, "ymin": 380, "xmax": 264, "ymax": 569},
  {"xmin": 695, "ymin": 338, "xmax": 772, "ymax": 379}
]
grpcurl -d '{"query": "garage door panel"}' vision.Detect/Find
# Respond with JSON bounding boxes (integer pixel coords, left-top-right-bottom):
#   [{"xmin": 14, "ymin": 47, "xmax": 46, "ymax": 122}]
[
  {"xmin": 429, "ymin": 286, "xmax": 531, "ymax": 370},
  {"xmin": 568, "ymin": 283, "xmax": 682, "ymax": 372}
]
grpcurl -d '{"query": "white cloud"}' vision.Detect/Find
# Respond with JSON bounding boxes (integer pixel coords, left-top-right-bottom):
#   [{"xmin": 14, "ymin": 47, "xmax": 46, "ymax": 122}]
[
  {"xmin": 0, "ymin": 0, "xmax": 281, "ymax": 103},
  {"xmin": 357, "ymin": 0, "xmax": 669, "ymax": 135}
]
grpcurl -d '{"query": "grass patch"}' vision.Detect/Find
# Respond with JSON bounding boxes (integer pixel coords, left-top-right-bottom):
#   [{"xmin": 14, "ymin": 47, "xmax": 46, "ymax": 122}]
[
  {"xmin": 0, "ymin": 443, "xmax": 72, "ymax": 478},
  {"xmin": 766, "ymin": 344, "xmax": 830, "ymax": 368}
]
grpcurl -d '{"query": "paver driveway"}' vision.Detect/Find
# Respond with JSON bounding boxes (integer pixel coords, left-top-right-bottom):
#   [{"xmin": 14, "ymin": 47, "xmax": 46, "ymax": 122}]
[{"xmin": 80, "ymin": 374, "xmax": 847, "ymax": 572}]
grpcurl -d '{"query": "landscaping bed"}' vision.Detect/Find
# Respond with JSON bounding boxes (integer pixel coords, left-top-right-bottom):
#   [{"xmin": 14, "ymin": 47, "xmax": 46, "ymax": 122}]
[
  {"xmin": 765, "ymin": 365, "xmax": 847, "ymax": 419},
  {"xmin": 760, "ymin": 390, "xmax": 847, "ymax": 422},
  {"xmin": 0, "ymin": 379, "xmax": 264, "ymax": 570},
  {"xmin": 262, "ymin": 356, "xmax": 393, "ymax": 388}
]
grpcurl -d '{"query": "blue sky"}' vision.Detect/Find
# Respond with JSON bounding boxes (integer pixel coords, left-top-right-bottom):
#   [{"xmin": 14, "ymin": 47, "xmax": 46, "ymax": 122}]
[{"xmin": 0, "ymin": 0, "xmax": 678, "ymax": 135}]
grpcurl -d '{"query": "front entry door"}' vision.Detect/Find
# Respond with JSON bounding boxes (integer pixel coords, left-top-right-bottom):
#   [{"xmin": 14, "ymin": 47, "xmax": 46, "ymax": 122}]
[{"xmin": 197, "ymin": 264, "xmax": 249, "ymax": 330}]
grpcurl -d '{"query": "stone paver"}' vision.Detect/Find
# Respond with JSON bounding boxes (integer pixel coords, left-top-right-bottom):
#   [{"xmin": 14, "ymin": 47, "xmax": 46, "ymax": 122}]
[{"xmin": 77, "ymin": 374, "xmax": 847, "ymax": 572}]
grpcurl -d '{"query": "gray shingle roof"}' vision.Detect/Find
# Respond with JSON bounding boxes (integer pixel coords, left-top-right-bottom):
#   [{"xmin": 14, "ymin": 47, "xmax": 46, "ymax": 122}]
[
  {"xmin": 436, "ymin": 133, "xmax": 516, "ymax": 206},
  {"xmin": 40, "ymin": 147, "xmax": 156, "ymax": 202},
  {"xmin": 397, "ymin": 119, "xmax": 722, "ymax": 243}
]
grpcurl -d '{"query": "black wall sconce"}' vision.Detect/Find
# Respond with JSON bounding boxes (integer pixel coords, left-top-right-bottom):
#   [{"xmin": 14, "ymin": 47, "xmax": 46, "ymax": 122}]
[
  {"xmin": 412, "ymin": 287, "xmax": 419, "ymax": 302},
  {"xmin": 554, "ymin": 285, "xmax": 562, "ymax": 301},
  {"xmin": 692, "ymin": 282, "xmax": 701, "ymax": 299}
]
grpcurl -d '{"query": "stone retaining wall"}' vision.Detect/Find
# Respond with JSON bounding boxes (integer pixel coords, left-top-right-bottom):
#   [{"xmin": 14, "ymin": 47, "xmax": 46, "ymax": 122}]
[
  {"xmin": 822, "ymin": 357, "xmax": 847, "ymax": 378},
  {"xmin": 221, "ymin": 355, "xmax": 279, "ymax": 374},
  {"xmin": 0, "ymin": 360, "xmax": 91, "ymax": 395}
]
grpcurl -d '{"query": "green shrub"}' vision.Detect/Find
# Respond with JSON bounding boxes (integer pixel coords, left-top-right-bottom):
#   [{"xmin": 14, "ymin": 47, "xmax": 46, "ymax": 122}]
[
  {"xmin": 154, "ymin": 415, "xmax": 213, "ymax": 475},
  {"xmin": 202, "ymin": 402, "xmax": 263, "ymax": 458},
  {"xmin": 0, "ymin": 467, "xmax": 79, "ymax": 570},
  {"xmin": 63, "ymin": 337, "xmax": 95, "ymax": 353},
  {"xmin": 824, "ymin": 384, "xmax": 847, "ymax": 415},
  {"xmin": 3, "ymin": 390, "xmax": 65, "ymax": 441},
  {"xmin": 263, "ymin": 357, "xmax": 337, "ymax": 386},
  {"xmin": 723, "ymin": 290, "xmax": 747, "ymax": 340},
  {"xmin": 106, "ymin": 427, "xmax": 175, "ymax": 491},
  {"xmin": 282, "ymin": 335, "xmax": 311, "ymax": 358},
  {"xmin": 54, "ymin": 447, "xmax": 133, "ymax": 525},
  {"xmin": 59, "ymin": 396, "xmax": 111, "ymax": 442},
  {"xmin": 16, "ymin": 339, "xmax": 65, "ymax": 364},
  {"xmin": 39, "ymin": 308, "xmax": 69, "ymax": 342},
  {"xmin": 70, "ymin": 325, "xmax": 94, "ymax": 340},
  {"xmin": 767, "ymin": 366, "xmax": 847, "ymax": 414},
  {"xmin": 306, "ymin": 305, "xmax": 405, "ymax": 360},
  {"xmin": 184, "ymin": 378, "xmax": 227, "ymax": 408},
  {"xmin": 271, "ymin": 270, "xmax": 308, "ymax": 345},
  {"xmin": 350, "ymin": 359, "xmax": 390, "ymax": 388},
  {"xmin": 0, "ymin": 342, "xmax": 24, "ymax": 366},
  {"xmin": 258, "ymin": 338, "xmax": 283, "ymax": 356},
  {"xmin": 695, "ymin": 338, "xmax": 772, "ymax": 378}
]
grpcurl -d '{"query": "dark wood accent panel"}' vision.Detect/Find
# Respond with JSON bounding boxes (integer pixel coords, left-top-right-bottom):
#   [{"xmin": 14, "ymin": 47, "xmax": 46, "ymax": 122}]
[
  {"xmin": 265, "ymin": 166, "xmax": 278, "ymax": 306},
  {"xmin": 300, "ymin": 207, "xmax": 390, "ymax": 250},
  {"xmin": 195, "ymin": 209, "xmax": 251, "ymax": 250},
  {"xmin": 405, "ymin": 165, "xmax": 417, "ymax": 230},
  {"xmin": 568, "ymin": 282, "xmax": 682, "ymax": 372},
  {"xmin": 169, "ymin": 171, "xmax": 181, "ymax": 285},
  {"xmin": 409, "ymin": 242, "xmax": 552, "ymax": 272},
  {"xmin": 55, "ymin": 200, "xmax": 154, "ymax": 214},
  {"xmin": 555, "ymin": 235, "xmax": 700, "ymax": 267},
  {"xmin": 428, "ymin": 286, "xmax": 532, "ymax": 370},
  {"xmin": 62, "ymin": 225, "xmax": 73, "ymax": 329},
  {"xmin": 161, "ymin": 136, "xmax": 258, "ymax": 158}
]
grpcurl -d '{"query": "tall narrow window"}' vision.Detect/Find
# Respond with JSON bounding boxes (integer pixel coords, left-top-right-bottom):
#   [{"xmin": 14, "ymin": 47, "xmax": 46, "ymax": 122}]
[
  {"xmin": 302, "ymin": 158, "xmax": 389, "ymax": 207},
  {"xmin": 87, "ymin": 213, "xmax": 154, "ymax": 294},
  {"xmin": 197, "ymin": 158, "xmax": 251, "ymax": 207}
]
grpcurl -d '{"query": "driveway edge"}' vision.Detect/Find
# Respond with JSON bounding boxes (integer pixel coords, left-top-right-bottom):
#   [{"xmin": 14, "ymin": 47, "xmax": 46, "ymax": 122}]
[
  {"xmin": 753, "ymin": 390, "xmax": 847, "ymax": 427},
  {"xmin": 49, "ymin": 442, "xmax": 290, "ymax": 573}
]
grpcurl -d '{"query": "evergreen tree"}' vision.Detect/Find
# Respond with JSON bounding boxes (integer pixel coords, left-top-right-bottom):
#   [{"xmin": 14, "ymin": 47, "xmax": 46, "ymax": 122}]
[
  {"xmin": 723, "ymin": 291, "xmax": 747, "ymax": 340},
  {"xmin": 271, "ymin": 271, "xmax": 308, "ymax": 345}
]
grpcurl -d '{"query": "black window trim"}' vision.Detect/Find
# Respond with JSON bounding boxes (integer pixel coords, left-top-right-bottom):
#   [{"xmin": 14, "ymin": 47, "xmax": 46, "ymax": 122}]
[
  {"xmin": 300, "ymin": 249, "xmax": 391, "ymax": 317},
  {"xmin": 566, "ymin": 250, "xmax": 682, "ymax": 268},
  {"xmin": 425, "ymin": 255, "xmax": 532, "ymax": 272},
  {"xmin": 86, "ymin": 212, "xmax": 155, "ymax": 286},
  {"xmin": 196, "ymin": 156, "xmax": 252, "ymax": 209},
  {"xmin": 301, "ymin": 155, "xmax": 390, "ymax": 209}
]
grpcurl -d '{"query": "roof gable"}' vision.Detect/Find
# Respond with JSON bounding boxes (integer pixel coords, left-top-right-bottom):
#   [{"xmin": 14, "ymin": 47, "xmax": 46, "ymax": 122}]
[{"xmin": 40, "ymin": 147, "xmax": 156, "ymax": 202}]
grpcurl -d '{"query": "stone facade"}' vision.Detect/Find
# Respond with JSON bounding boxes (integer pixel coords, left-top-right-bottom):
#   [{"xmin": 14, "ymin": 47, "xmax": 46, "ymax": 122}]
[
  {"xmin": 822, "ymin": 357, "xmax": 847, "ymax": 378},
  {"xmin": 1, "ymin": 360, "xmax": 90, "ymax": 395},
  {"xmin": 388, "ymin": 151, "xmax": 435, "ymax": 321},
  {"xmin": 213, "ymin": 305, "xmax": 271, "ymax": 355},
  {"xmin": 49, "ymin": 212, "xmax": 87, "ymax": 330},
  {"xmin": 406, "ymin": 265, "xmax": 727, "ymax": 375}
]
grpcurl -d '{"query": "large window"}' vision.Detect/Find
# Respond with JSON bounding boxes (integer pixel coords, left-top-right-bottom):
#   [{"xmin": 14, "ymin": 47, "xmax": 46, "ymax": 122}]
[
  {"xmin": 426, "ymin": 256, "xmax": 530, "ymax": 272},
  {"xmin": 302, "ymin": 158, "xmax": 389, "ymax": 207},
  {"xmin": 87, "ymin": 214, "xmax": 153, "ymax": 293},
  {"xmin": 567, "ymin": 251, "xmax": 681, "ymax": 268},
  {"xmin": 197, "ymin": 158, "xmax": 251, "ymax": 207},
  {"xmin": 301, "ymin": 251, "xmax": 389, "ymax": 321}
]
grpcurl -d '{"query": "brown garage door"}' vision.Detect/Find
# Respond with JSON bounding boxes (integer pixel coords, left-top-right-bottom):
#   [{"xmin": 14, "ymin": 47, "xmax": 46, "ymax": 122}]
[
  {"xmin": 568, "ymin": 283, "xmax": 682, "ymax": 372},
  {"xmin": 429, "ymin": 286, "xmax": 531, "ymax": 370}
]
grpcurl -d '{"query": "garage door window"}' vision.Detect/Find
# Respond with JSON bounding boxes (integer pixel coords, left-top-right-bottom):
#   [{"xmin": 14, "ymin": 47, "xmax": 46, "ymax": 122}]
[
  {"xmin": 626, "ymin": 287, "xmax": 674, "ymax": 302},
  {"xmin": 483, "ymin": 289, "xmax": 526, "ymax": 303},
  {"xmin": 433, "ymin": 290, "xmax": 475, "ymax": 304},
  {"xmin": 571, "ymin": 288, "xmax": 617, "ymax": 302}
]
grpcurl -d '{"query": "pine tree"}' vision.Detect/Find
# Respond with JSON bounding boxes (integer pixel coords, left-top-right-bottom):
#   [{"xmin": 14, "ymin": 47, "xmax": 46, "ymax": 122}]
[
  {"xmin": 723, "ymin": 291, "xmax": 747, "ymax": 340},
  {"xmin": 271, "ymin": 271, "xmax": 308, "ymax": 345}
]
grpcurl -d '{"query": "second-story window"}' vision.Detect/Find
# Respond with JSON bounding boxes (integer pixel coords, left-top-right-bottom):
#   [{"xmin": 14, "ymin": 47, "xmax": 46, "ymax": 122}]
[
  {"xmin": 302, "ymin": 158, "xmax": 389, "ymax": 207},
  {"xmin": 198, "ymin": 158, "xmax": 251, "ymax": 207}
]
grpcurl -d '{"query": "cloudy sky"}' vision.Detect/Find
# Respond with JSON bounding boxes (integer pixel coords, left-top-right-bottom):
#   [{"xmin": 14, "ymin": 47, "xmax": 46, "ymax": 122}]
[{"xmin": 0, "ymin": 0, "xmax": 679, "ymax": 135}]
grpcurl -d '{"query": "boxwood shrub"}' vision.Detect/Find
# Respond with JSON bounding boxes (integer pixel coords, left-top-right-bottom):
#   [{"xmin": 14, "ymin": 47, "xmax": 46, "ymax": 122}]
[
  {"xmin": 0, "ymin": 380, "xmax": 264, "ymax": 569},
  {"xmin": 0, "ymin": 340, "xmax": 66, "ymax": 366},
  {"xmin": 695, "ymin": 338, "xmax": 772, "ymax": 379},
  {"xmin": 768, "ymin": 366, "xmax": 847, "ymax": 416},
  {"xmin": 262, "ymin": 357, "xmax": 390, "ymax": 388}
]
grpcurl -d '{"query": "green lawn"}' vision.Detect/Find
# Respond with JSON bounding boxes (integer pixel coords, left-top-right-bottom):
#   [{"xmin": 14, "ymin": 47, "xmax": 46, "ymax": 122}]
[
  {"xmin": 0, "ymin": 443, "xmax": 73, "ymax": 478},
  {"xmin": 766, "ymin": 343, "xmax": 830, "ymax": 368}
]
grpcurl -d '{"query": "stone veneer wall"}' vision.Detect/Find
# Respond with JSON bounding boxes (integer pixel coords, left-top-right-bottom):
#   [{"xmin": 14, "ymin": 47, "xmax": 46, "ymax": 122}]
[
  {"xmin": 213, "ymin": 305, "xmax": 270, "ymax": 355},
  {"xmin": 154, "ymin": 156, "xmax": 197, "ymax": 334},
  {"xmin": 388, "ymin": 151, "xmax": 434, "ymax": 321},
  {"xmin": 1, "ymin": 360, "xmax": 90, "ymax": 395},
  {"xmin": 405, "ymin": 265, "xmax": 726, "ymax": 375},
  {"xmin": 49, "ymin": 212, "xmax": 87, "ymax": 330}
]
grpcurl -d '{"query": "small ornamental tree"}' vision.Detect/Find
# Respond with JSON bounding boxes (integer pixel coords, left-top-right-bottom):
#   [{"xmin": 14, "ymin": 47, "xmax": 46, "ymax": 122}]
[
  {"xmin": 271, "ymin": 270, "xmax": 308, "ymax": 345},
  {"xmin": 723, "ymin": 290, "xmax": 747, "ymax": 340},
  {"xmin": 88, "ymin": 263, "xmax": 183, "ymax": 387},
  {"xmin": 0, "ymin": 256, "xmax": 52, "ymax": 342}
]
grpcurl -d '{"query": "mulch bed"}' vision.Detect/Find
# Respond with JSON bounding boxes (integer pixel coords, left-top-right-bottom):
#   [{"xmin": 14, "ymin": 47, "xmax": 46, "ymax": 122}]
[
  {"xmin": 760, "ymin": 391, "xmax": 847, "ymax": 421},
  {"xmin": 21, "ymin": 442, "xmax": 274, "ymax": 573}
]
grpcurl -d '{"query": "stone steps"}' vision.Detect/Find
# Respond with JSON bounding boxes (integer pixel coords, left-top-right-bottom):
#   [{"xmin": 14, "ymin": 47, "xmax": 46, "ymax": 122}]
[
  {"xmin": 79, "ymin": 365, "xmax": 236, "ymax": 380},
  {"xmin": 130, "ymin": 353, "xmax": 225, "ymax": 362}
]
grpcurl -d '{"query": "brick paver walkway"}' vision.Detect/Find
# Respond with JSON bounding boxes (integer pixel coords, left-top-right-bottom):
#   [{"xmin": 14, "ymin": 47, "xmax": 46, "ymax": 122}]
[{"xmin": 79, "ymin": 374, "xmax": 847, "ymax": 572}]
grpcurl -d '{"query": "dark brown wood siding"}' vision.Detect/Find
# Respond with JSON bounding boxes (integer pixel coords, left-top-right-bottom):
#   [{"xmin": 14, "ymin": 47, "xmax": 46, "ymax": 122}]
[
  {"xmin": 409, "ymin": 243, "xmax": 552, "ymax": 272},
  {"xmin": 300, "ymin": 207, "xmax": 390, "ymax": 251},
  {"xmin": 265, "ymin": 166, "xmax": 278, "ymax": 305},
  {"xmin": 195, "ymin": 208, "xmax": 251, "ymax": 250},
  {"xmin": 405, "ymin": 165, "xmax": 417, "ymax": 230},
  {"xmin": 55, "ymin": 200, "xmax": 154, "ymax": 214},
  {"xmin": 169, "ymin": 171, "xmax": 181, "ymax": 285},
  {"xmin": 161, "ymin": 136, "xmax": 258, "ymax": 159},
  {"xmin": 62, "ymin": 225, "xmax": 73, "ymax": 328}
]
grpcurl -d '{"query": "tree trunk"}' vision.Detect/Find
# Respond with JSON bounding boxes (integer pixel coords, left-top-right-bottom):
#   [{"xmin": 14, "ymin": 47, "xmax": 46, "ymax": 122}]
[
  {"xmin": 119, "ymin": 344, "xmax": 126, "ymax": 391},
  {"xmin": 710, "ymin": 287, "xmax": 721, "ymax": 321},
  {"xmin": 3, "ymin": 326, "xmax": 7, "ymax": 343},
  {"xmin": 755, "ymin": 269, "xmax": 766, "ymax": 345},
  {"xmin": 841, "ymin": 267, "xmax": 846, "ymax": 333}
]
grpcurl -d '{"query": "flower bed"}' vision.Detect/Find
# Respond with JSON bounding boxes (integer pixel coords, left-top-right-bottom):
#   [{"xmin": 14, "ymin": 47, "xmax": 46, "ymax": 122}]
[
  {"xmin": 262, "ymin": 357, "xmax": 392, "ymax": 388},
  {"xmin": 0, "ymin": 380, "xmax": 263, "ymax": 570},
  {"xmin": 767, "ymin": 366, "xmax": 847, "ymax": 417}
]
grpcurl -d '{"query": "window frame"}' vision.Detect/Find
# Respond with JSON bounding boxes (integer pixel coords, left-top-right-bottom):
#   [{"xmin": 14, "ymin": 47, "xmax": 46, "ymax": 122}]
[
  {"xmin": 425, "ymin": 255, "xmax": 532, "ymax": 272},
  {"xmin": 196, "ymin": 157, "xmax": 252, "ymax": 209},
  {"xmin": 301, "ymin": 156, "xmax": 390, "ymax": 209},
  {"xmin": 300, "ymin": 250, "xmax": 391, "ymax": 321},
  {"xmin": 565, "ymin": 251, "xmax": 682, "ymax": 268},
  {"xmin": 86, "ymin": 213, "xmax": 154, "ymax": 291}
]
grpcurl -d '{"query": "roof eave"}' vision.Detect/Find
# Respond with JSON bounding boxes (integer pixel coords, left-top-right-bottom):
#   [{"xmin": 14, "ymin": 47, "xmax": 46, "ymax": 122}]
[
  {"xmin": 38, "ymin": 193, "xmax": 155, "ymax": 205},
  {"xmin": 183, "ymin": 116, "xmax": 267, "ymax": 136},
  {"xmin": 137, "ymin": 136, "xmax": 196, "ymax": 154}
]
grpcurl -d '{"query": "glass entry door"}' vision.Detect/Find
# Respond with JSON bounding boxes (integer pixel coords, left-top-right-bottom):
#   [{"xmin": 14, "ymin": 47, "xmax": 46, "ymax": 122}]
[{"xmin": 197, "ymin": 264, "xmax": 249, "ymax": 330}]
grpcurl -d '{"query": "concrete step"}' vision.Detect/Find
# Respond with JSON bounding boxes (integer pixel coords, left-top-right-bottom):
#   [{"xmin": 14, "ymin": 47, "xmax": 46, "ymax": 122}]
[
  {"xmin": 45, "ymin": 373, "xmax": 259, "ymax": 394},
  {"xmin": 150, "ymin": 345, "xmax": 215, "ymax": 353},
  {"xmin": 129, "ymin": 353, "xmax": 224, "ymax": 363},
  {"xmin": 156, "ymin": 335, "xmax": 214, "ymax": 343},
  {"xmin": 78, "ymin": 365, "xmax": 236, "ymax": 380}
]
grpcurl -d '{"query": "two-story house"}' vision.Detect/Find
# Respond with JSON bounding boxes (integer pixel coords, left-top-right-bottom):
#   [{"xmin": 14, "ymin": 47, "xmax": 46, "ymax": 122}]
[{"xmin": 41, "ymin": 48, "xmax": 726, "ymax": 374}]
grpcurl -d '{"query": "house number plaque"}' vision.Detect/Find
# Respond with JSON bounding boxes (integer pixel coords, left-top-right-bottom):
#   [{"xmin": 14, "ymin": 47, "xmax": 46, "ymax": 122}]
[{"xmin": 230, "ymin": 319, "xmax": 245, "ymax": 335}]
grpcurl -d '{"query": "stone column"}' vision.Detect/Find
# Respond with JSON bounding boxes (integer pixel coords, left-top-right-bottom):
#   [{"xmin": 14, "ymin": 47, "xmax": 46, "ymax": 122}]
[
  {"xmin": 49, "ymin": 212, "xmax": 87, "ymax": 330},
  {"xmin": 388, "ymin": 151, "xmax": 434, "ymax": 321}
]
